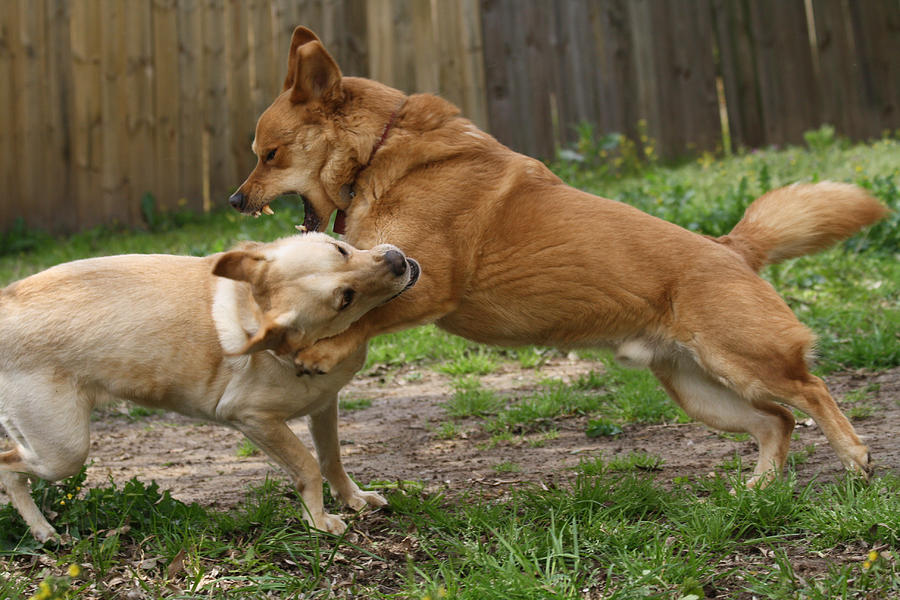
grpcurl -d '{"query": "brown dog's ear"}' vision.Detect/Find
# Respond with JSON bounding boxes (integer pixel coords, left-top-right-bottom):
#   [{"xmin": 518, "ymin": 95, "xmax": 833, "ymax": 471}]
[
  {"xmin": 283, "ymin": 26, "xmax": 322, "ymax": 91},
  {"xmin": 287, "ymin": 40, "xmax": 343, "ymax": 106},
  {"xmin": 212, "ymin": 250, "xmax": 267, "ymax": 284}
]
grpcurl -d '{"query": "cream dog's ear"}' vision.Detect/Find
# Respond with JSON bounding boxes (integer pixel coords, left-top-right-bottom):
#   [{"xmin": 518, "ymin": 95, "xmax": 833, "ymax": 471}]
[{"xmin": 212, "ymin": 250, "xmax": 267, "ymax": 285}]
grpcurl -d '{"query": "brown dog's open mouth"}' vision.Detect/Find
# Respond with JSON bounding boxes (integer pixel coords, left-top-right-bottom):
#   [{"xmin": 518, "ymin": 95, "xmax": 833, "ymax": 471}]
[{"xmin": 300, "ymin": 197, "xmax": 321, "ymax": 232}]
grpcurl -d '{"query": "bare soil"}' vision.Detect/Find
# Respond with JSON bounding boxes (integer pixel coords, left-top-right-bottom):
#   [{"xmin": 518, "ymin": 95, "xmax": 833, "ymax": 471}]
[
  {"xmin": 81, "ymin": 358, "xmax": 899, "ymax": 507},
  {"xmin": 5, "ymin": 359, "xmax": 898, "ymax": 598}
]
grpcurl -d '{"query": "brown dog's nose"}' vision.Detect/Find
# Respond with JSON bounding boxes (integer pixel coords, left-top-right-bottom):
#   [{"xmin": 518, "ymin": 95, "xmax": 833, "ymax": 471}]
[
  {"xmin": 383, "ymin": 249, "xmax": 407, "ymax": 276},
  {"xmin": 229, "ymin": 191, "xmax": 246, "ymax": 211}
]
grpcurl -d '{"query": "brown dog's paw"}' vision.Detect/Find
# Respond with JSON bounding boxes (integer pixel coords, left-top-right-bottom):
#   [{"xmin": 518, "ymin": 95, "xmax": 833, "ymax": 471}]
[
  {"xmin": 293, "ymin": 340, "xmax": 348, "ymax": 376},
  {"xmin": 294, "ymin": 362, "xmax": 326, "ymax": 377}
]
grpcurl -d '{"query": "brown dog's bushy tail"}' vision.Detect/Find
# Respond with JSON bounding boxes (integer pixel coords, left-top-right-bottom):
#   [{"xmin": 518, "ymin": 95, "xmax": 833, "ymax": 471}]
[{"xmin": 717, "ymin": 182, "xmax": 889, "ymax": 272}]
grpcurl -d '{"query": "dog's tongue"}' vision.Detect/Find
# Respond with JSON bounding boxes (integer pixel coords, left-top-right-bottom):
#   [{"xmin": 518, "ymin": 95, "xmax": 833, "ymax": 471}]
[{"xmin": 333, "ymin": 210, "xmax": 347, "ymax": 235}]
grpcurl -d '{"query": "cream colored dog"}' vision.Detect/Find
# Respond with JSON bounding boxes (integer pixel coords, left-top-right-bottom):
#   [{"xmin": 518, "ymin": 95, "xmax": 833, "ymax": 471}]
[{"xmin": 0, "ymin": 232, "xmax": 419, "ymax": 541}]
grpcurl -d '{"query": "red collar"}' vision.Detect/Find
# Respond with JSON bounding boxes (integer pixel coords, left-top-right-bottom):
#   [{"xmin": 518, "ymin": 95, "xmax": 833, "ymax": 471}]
[{"xmin": 335, "ymin": 104, "xmax": 403, "ymax": 234}]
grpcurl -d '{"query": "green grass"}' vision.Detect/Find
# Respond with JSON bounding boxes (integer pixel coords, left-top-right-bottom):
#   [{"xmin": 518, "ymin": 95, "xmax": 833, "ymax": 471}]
[
  {"xmin": 1, "ymin": 135, "xmax": 899, "ymax": 597},
  {"xmin": 443, "ymin": 377, "xmax": 503, "ymax": 418},
  {"xmin": 236, "ymin": 438, "xmax": 260, "ymax": 458},
  {"xmin": 339, "ymin": 397, "xmax": 374, "ymax": 412},
  {"xmin": 6, "ymin": 470, "xmax": 898, "ymax": 598}
]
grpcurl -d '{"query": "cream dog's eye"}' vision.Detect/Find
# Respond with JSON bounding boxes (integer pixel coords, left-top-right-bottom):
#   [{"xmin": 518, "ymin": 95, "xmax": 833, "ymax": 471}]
[
  {"xmin": 339, "ymin": 288, "xmax": 355, "ymax": 310},
  {"xmin": 335, "ymin": 244, "xmax": 349, "ymax": 257}
]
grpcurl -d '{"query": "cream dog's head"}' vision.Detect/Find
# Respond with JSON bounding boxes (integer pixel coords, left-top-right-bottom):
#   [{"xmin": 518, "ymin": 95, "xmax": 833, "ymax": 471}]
[{"xmin": 213, "ymin": 232, "xmax": 418, "ymax": 354}]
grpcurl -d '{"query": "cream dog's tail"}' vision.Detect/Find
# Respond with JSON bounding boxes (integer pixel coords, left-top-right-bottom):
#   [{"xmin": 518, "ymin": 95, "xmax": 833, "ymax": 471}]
[{"xmin": 717, "ymin": 182, "xmax": 889, "ymax": 272}]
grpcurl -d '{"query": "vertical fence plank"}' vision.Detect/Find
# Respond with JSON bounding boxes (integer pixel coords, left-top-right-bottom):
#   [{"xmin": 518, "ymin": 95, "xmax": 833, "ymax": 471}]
[
  {"xmin": 226, "ymin": 0, "xmax": 255, "ymax": 185},
  {"xmin": 411, "ymin": 0, "xmax": 437, "ymax": 93},
  {"xmin": 653, "ymin": 0, "xmax": 720, "ymax": 156},
  {"xmin": 152, "ymin": 0, "xmax": 181, "ymax": 211},
  {"xmin": 44, "ymin": 0, "xmax": 74, "ymax": 229},
  {"xmin": 123, "ymin": 0, "xmax": 155, "ymax": 223},
  {"xmin": 203, "ymin": 0, "xmax": 230, "ymax": 207},
  {"xmin": 13, "ymin": 0, "xmax": 49, "ymax": 228},
  {"xmin": 480, "ymin": 0, "xmax": 556, "ymax": 157},
  {"xmin": 551, "ymin": 0, "xmax": 593, "ymax": 146},
  {"xmin": 712, "ymin": 0, "xmax": 763, "ymax": 148},
  {"xmin": 70, "ymin": 0, "xmax": 103, "ymax": 229},
  {"xmin": 177, "ymin": 0, "xmax": 205, "ymax": 212},
  {"xmin": 0, "ymin": 3, "xmax": 15, "ymax": 230},
  {"xmin": 249, "ymin": 0, "xmax": 277, "ymax": 115},
  {"xmin": 812, "ymin": 0, "xmax": 864, "ymax": 138},
  {"xmin": 367, "ymin": 0, "xmax": 418, "ymax": 92},
  {"xmin": 336, "ymin": 0, "xmax": 369, "ymax": 77},
  {"xmin": 436, "ymin": 0, "xmax": 487, "ymax": 129},
  {"xmin": 747, "ymin": 0, "xmax": 818, "ymax": 145},
  {"xmin": 847, "ymin": 0, "xmax": 900, "ymax": 138},
  {"xmin": 100, "ymin": 0, "xmax": 128, "ymax": 225},
  {"xmin": 592, "ymin": 0, "xmax": 640, "ymax": 140}
]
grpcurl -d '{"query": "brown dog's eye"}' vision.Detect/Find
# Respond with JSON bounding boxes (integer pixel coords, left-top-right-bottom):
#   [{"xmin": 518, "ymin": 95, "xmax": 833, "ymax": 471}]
[
  {"xmin": 340, "ymin": 288, "xmax": 355, "ymax": 310},
  {"xmin": 265, "ymin": 148, "xmax": 277, "ymax": 162}
]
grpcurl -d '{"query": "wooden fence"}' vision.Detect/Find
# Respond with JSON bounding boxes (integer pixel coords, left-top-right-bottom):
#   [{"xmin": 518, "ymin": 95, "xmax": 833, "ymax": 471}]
[{"xmin": 1, "ymin": 0, "xmax": 898, "ymax": 234}]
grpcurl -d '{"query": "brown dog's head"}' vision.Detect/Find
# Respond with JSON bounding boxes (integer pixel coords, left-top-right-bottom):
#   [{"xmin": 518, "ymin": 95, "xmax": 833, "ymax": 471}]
[
  {"xmin": 228, "ymin": 26, "xmax": 404, "ymax": 232},
  {"xmin": 213, "ymin": 232, "xmax": 419, "ymax": 354}
]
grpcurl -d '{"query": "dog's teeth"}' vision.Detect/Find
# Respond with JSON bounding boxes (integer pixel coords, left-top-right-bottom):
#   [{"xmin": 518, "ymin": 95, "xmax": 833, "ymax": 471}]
[
  {"xmin": 262, "ymin": 205, "xmax": 275, "ymax": 215},
  {"xmin": 295, "ymin": 224, "xmax": 308, "ymax": 232}
]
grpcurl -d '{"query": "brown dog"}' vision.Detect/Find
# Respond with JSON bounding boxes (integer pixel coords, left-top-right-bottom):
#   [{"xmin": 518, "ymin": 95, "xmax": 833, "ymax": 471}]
[
  {"xmin": 0, "ymin": 233, "xmax": 418, "ymax": 541},
  {"xmin": 229, "ymin": 26, "xmax": 888, "ymax": 486}
]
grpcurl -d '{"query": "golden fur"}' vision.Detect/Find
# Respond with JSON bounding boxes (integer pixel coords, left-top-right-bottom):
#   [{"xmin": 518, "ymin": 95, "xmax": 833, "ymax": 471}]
[
  {"xmin": 0, "ymin": 233, "xmax": 418, "ymax": 541},
  {"xmin": 231, "ymin": 27, "xmax": 889, "ymax": 486}
]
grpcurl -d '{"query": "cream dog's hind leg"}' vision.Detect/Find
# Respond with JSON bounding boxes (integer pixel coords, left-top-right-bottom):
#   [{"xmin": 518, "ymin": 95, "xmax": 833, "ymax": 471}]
[{"xmin": 0, "ymin": 373, "xmax": 92, "ymax": 542}]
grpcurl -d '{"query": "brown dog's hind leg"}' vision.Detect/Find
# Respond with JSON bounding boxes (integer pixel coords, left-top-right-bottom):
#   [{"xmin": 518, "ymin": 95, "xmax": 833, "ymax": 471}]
[
  {"xmin": 652, "ymin": 357, "xmax": 795, "ymax": 487},
  {"xmin": 769, "ymin": 374, "xmax": 872, "ymax": 479}
]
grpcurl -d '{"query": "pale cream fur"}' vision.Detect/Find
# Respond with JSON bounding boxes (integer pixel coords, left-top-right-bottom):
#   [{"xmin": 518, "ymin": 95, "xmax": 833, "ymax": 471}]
[{"xmin": 0, "ymin": 232, "xmax": 418, "ymax": 542}]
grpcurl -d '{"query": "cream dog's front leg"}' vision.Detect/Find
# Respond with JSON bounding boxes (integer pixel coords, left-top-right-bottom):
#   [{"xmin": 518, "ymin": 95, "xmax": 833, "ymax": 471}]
[
  {"xmin": 234, "ymin": 417, "xmax": 347, "ymax": 534},
  {"xmin": 308, "ymin": 397, "xmax": 387, "ymax": 511}
]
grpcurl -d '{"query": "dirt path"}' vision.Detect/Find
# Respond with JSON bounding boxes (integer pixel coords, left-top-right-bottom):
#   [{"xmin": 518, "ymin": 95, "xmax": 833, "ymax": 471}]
[{"xmin": 61, "ymin": 359, "xmax": 899, "ymax": 509}]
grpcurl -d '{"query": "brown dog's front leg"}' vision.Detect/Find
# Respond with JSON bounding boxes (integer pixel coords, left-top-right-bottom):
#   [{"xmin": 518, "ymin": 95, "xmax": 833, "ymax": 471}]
[
  {"xmin": 294, "ymin": 324, "xmax": 369, "ymax": 376},
  {"xmin": 294, "ymin": 289, "xmax": 459, "ymax": 375}
]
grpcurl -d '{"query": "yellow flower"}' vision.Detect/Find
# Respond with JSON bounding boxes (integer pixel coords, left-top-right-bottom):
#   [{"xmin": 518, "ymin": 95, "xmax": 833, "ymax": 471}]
[
  {"xmin": 68, "ymin": 563, "xmax": 82, "ymax": 577},
  {"xmin": 868, "ymin": 550, "xmax": 879, "ymax": 562},
  {"xmin": 59, "ymin": 500, "xmax": 65, "ymax": 505},
  {"xmin": 66, "ymin": 493, "xmax": 73, "ymax": 500},
  {"xmin": 863, "ymin": 560, "xmax": 872, "ymax": 570},
  {"xmin": 437, "ymin": 588, "xmax": 447, "ymax": 598}
]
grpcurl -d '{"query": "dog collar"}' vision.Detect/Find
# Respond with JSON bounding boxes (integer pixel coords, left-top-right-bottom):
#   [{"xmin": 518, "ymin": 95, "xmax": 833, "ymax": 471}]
[{"xmin": 336, "ymin": 102, "xmax": 404, "ymax": 234}]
